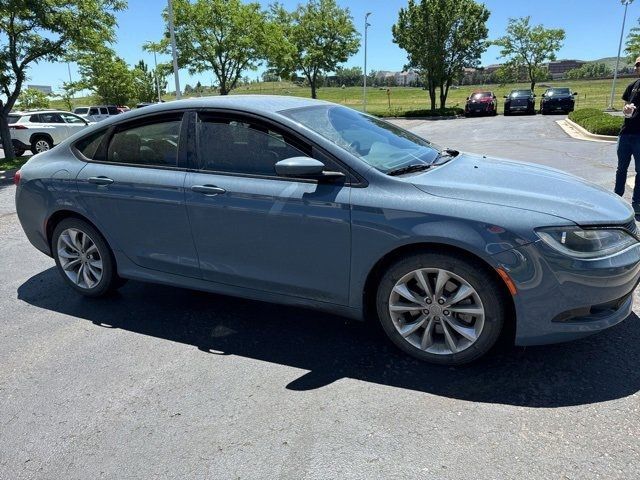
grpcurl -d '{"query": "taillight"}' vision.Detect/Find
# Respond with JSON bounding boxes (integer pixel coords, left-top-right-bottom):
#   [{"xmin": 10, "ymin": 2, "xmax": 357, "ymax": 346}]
[
  {"xmin": 13, "ymin": 170, "xmax": 21, "ymax": 186},
  {"xmin": 9, "ymin": 125, "xmax": 27, "ymax": 130}
]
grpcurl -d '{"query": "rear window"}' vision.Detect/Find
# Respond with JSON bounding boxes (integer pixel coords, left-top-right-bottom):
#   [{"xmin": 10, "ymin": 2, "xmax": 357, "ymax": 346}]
[
  {"xmin": 75, "ymin": 129, "xmax": 107, "ymax": 160},
  {"xmin": 8, "ymin": 115, "xmax": 21, "ymax": 124}
]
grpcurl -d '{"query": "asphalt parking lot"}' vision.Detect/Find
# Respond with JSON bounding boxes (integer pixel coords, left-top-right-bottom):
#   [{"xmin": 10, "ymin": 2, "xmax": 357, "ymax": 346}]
[{"xmin": 1, "ymin": 114, "xmax": 639, "ymax": 479}]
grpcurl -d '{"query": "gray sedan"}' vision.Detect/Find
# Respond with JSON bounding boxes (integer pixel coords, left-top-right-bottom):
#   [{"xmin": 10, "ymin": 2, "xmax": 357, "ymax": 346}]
[{"xmin": 13, "ymin": 96, "xmax": 640, "ymax": 365}]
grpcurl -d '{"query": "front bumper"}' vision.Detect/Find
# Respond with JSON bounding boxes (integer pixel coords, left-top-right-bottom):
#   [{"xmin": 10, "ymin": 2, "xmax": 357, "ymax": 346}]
[
  {"xmin": 542, "ymin": 100, "xmax": 574, "ymax": 111},
  {"xmin": 493, "ymin": 239, "xmax": 640, "ymax": 346}
]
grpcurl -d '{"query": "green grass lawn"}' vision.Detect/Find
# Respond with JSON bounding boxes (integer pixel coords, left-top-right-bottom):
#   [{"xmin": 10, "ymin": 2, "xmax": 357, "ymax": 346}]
[
  {"xmin": 0, "ymin": 155, "xmax": 30, "ymax": 172},
  {"xmin": 48, "ymin": 77, "xmax": 636, "ymax": 117}
]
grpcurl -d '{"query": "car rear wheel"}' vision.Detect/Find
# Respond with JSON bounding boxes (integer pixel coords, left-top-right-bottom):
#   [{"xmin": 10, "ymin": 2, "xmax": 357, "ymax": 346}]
[
  {"xmin": 31, "ymin": 136, "xmax": 53, "ymax": 153},
  {"xmin": 375, "ymin": 253, "xmax": 505, "ymax": 365},
  {"xmin": 13, "ymin": 146, "xmax": 25, "ymax": 157},
  {"xmin": 52, "ymin": 218, "xmax": 120, "ymax": 297}
]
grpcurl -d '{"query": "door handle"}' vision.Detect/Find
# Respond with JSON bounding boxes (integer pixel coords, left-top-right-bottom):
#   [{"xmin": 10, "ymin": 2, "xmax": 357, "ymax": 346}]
[
  {"xmin": 87, "ymin": 176, "xmax": 114, "ymax": 186},
  {"xmin": 191, "ymin": 185, "xmax": 226, "ymax": 196}
]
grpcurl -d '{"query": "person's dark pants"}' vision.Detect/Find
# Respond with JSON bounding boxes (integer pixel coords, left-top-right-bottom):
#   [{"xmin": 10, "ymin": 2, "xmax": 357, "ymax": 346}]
[{"xmin": 615, "ymin": 133, "xmax": 640, "ymax": 205}]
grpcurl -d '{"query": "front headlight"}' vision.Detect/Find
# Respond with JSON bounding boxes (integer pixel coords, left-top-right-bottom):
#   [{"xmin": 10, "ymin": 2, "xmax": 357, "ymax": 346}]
[{"xmin": 535, "ymin": 226, "xmax": 637, "ymax": 259}]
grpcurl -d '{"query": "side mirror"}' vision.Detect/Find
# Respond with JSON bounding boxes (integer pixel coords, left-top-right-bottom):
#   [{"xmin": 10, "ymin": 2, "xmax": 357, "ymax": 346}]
[
  {"xmin": 466, "ymin": 97, "xmax": 469, "ymax": 101},
  {"xmin": 275, "ymin": 157, "xmax": 326, "ymax": 177},
  {"xmin": 533, "ymin": 94, "xmax": 537, "ymax": 97},
  {"xmin": 503, "ymin": 95, "xmax": 508, "ymax": 98},
  {"xmin": 572, "ymin": 92, "xmax": 578, "ymax": 95},
  {"xmin": 275, "ymin": 157, "xmax": 345, "ymax": 181}
]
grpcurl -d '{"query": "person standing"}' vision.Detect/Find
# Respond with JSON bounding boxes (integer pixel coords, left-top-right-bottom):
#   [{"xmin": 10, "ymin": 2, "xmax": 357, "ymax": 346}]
[{"xmin": 616, "ymin": 55, "xmax": 640, "ymax": 215}]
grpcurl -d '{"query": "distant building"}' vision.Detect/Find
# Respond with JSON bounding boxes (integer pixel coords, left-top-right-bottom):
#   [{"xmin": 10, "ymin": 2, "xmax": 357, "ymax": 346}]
[
  {"xmin": 27, "ymin": 85, "xmax": 52, "ymax": 94},
  {"xmin": 546, "ymin": 60, "xmax": 586, "ymax": 79}
]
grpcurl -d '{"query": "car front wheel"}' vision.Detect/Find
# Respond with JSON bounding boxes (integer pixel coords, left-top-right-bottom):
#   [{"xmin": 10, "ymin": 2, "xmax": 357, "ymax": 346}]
[
  {"xmin": 52, "ymin": 218, "xmax": 120, "ymax": 297},
  {"xmin": 376, "ymin": 253, "xmax": 505, "ymax": 365}
]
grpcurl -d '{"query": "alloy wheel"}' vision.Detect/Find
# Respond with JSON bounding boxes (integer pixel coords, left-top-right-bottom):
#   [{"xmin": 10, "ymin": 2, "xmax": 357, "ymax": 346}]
[
  {"xmin": 34, "ymin": 139, "xmax": 51, "ymax": 152},
  {"xmin": 56, "ymin": 228, "xmax": 103, "ymax": 289},
  {"xmin": 388, "ymin": 267, "xmax": 485, "ymax": 355}
]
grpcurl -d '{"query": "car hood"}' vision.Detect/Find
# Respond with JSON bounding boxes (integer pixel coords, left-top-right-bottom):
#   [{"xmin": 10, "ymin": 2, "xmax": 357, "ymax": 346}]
[{"xmin": 408, "ymin": 153, "xmax": 633, "ymax": 225}]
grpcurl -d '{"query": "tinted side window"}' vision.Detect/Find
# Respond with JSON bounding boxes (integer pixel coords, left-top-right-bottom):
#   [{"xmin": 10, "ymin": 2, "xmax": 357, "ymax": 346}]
[
  {"xmin": 76, "ymin": 129, "xmax": 107, "ymax": 160},
  {"xmin": 107, "ymin": 118, "xmax": 182, "ymax": 167},
  {"xmin": 28, "ymin": 114, "xmax": 41, "ymax": 123},
  {"xmin": 42, "ymin": 113, "xmax": 64, "ymax": 123},
  {"xmin": 100, "ymin": 107, "xmax": 108, "ymax": 115},
  {"xmin": 107, "ymin": 106, "xmax": 119, "ymax": 115},
  {"xmin": 197, "ymin": 117, "xmax": 308, "ymax": 176},
  {"xmin": 89, "ymin": 108, "xmax": 99, "ymax": 115}
]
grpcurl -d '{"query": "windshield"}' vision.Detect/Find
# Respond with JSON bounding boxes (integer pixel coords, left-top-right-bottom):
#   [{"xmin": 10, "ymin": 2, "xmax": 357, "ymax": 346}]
[
  {"xmin": 510, "ymin": 90, "xmax": 532, "ymax": 97},
  {"xmin": 281, "ymin": 105, "xmax": 441, "ymax": 173},
  {"xmin": 471, "ymin": 92, "xmax": 492, "ymax": 100},
  {"xmin": 547, "ymin": 88, "xmax": 571, "ymax": 96}
]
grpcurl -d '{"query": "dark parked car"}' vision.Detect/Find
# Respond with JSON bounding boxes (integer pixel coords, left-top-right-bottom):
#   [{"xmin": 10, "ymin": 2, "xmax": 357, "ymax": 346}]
[
  {"xmin": 503, "ymin": 89, "xmax": 536, "ymax": 115},
  {"xmin": 14, "ymin": 97, "xmax": 640, "ymax": 365},
  {"xmin": 540, "ymin": 87, "xmax": 577, "ymax": 114},
  {"xmin": 464, "ymin": 91, "xmax": 498, "ymax": 117}
]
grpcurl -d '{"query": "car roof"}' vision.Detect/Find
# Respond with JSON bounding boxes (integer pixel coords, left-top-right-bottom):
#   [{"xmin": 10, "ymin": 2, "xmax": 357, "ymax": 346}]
[
  {"xmin": 10, "ymin": 110, "xmax": 70, "ymax": 116},
  {"xmin": 116, "ymin": 95, "xmax": 328, "ymax": 119}
]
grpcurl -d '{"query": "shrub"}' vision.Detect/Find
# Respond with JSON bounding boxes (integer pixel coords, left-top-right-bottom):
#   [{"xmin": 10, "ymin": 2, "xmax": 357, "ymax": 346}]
[{"xmin": 568, "ymin": 108, "xmax": 622, "ymax": 136}]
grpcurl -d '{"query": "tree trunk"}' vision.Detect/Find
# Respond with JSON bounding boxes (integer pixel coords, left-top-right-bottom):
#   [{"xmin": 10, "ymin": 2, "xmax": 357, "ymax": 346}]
[
  {"xmin": 428, "ymin": 80, "xmax": 437, "ymax": 111},
  {"xmin": 0, "ymin": 104, "xmax": 15, "ymax": 163},
  {"xmin": 530, "ymin": 80, "xmax": 536, "ymax": 92}
]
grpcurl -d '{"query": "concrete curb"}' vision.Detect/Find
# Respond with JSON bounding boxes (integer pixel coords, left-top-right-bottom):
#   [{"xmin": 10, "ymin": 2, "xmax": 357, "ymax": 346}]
[{"xmin": 558, "ymin": 118, "xmax": 617, "ymax": 143}]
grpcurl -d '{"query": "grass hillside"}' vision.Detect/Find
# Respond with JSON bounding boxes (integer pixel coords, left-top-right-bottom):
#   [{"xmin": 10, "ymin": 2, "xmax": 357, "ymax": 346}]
[{"xmin": 49, "ymin": 77, "xmax": 639, "ymax": 117}]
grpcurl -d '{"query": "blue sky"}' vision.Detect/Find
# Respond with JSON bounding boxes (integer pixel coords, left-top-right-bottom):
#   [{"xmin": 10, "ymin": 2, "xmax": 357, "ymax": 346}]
[{"xmin": 25, "ymin": 0, "xmax": 640, "ymax": 93}]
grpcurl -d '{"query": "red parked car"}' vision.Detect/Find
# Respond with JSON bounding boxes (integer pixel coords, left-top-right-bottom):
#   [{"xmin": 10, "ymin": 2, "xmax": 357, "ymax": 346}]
[{"xmin": 464, "ymin": 91, "xmax": 498, "ymax": 117}]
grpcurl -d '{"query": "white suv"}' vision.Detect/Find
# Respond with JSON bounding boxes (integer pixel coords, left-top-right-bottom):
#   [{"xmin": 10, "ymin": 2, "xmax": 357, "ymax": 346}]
[
  {"xmin": 73, "ymin": 105, "xmax": 120, "ymax": 122},
  {"xmin": 8, "ymin": 110, "xmax": 92, "ymax": 156}
]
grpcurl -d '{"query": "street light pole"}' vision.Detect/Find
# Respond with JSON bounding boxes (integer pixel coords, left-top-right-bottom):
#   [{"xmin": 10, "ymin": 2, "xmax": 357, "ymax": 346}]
[
  {"xmin": 363, "ymin": 12, "xmax": 371, "ymax": 112},
  {"xmin": 167, "ymin": 0, "xmax": 181, "ymax": 100},
  {"xmin": 609, "ymin": 0, "xmax": 634, "ymax": 110}
]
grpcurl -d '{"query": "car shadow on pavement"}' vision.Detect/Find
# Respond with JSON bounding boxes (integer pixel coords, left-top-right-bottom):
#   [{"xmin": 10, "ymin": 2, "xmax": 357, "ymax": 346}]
[{"xmin": 18, "ymin": 267, "xmax": 640, "ymax": 408}]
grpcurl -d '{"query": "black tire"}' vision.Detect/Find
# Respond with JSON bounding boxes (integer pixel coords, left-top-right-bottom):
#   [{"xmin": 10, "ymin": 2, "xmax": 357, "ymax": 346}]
[
  {"xmin": 13, "ymin": 146, "xmax": 25, "ymax": 157},
  {"xmin": 52, "ymin": 218, "xmax": 120, "ymax": 297},
  {"xmin": 31, "ymin": 135, "xmax": 53, "ymax": 154},
  {"xmin": 375, "ymin": 253, "xmax": 505, "ymax": 365}
]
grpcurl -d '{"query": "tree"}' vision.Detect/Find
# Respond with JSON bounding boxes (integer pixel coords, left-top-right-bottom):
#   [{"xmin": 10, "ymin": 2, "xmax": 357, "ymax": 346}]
[
  {"xmin": 75, "ymin": 48, "xmax": 136, "ymax": 105},
  {"xmin": 268, "ymin": 0, "xmax": 360, "ymax": 99},
  {"xmin": 625, "ymin": 19, "xmax": 640, "ymax": 62},
  {"xmin": 566, "ymin": 63, "xmax": 612, "ymax": 80},
  {"xmin": 16, "ymin": 88, "xmax": 50, "ymax": 110},
  {"xmin": 162, "ymin": 0, "xmax": 273, "ymax": 95},
  {"xmin": 0, "ymin": 0, "xmax": 124, "ymax": 162},
  {"xmin": 393, "ymin": 0, "xmax": 490, "ymax": 111},
  {"xmin": 133, "ymin": 60, "xmax": 158, "ymax": 103},
  {"xmin": 334, "ymin": 66, "xmax": 363, "ymax": 87},
  {"xmin": 56, "ymin": 82, "xmax": 79, "ymax": 111},
  {"xmin": 493, "ymin": 16, "xmax": 565, "ymax": 92}
]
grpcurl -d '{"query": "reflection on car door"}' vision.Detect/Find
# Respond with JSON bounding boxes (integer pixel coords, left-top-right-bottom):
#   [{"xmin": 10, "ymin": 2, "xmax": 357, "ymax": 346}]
[
  {"xmin": 75, "ymin": 112, "xmax": 200, "ymax": 277},
  {"xmin": 185, "ymin": 113, "xmax": 352, "ymax": 304}
]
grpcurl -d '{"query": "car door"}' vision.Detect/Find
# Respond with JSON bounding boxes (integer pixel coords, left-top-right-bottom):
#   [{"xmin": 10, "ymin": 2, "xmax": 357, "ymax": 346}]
[
  {"xmin": 75, "ymin": 111, "xmax": 200, "ymax": 277},
  {"xmin": 184, "ymin": 111, "xmax": 352, "ymax": 304}
]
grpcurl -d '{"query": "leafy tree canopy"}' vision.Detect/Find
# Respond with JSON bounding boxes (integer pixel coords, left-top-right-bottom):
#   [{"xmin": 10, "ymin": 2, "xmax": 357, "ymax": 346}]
[
  {"xmin": 268, "ymin": 0, "xmax": 360, "ymax": 99},
  {"xmin": 393, "ymin": 0, "xmax": 490, "ymax": 110},
  {"xmin": 160, "ymin": 0, "xmax": 273, "ymax": 95},
  {"xmin": 0, "ymin": 0, "xmax": 125, "ymax": 160},
  {"xmin": 493, "ymin": 16, "xmax": 565, "ymax": 92}
]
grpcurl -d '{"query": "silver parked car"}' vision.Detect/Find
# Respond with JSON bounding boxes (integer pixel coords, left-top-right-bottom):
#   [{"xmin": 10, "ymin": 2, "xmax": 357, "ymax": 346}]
[{"xmin": 14, "ymin": 96, "xmax": 640, "ymax": 365}]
